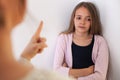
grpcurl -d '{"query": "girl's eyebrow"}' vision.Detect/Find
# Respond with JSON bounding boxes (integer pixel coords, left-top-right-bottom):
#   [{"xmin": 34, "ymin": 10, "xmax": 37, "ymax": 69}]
[{"xmin": 75, "ymin": 15, "xmax": 91, "ymax": 18}]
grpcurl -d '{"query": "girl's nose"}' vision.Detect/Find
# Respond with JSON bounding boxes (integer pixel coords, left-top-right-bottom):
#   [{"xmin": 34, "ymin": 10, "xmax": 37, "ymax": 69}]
[{"xmin": 80, "ymin": 19, "xmax": 85, "ymax": 25}]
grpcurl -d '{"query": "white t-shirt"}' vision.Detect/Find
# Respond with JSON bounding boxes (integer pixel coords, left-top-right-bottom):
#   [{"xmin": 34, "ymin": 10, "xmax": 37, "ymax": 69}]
[
  {"xmin": 21, "ymin": 69, "xmax": 74, "ymax": 80},
  {"xmin": 19, "ymin": 57, "xmax": 74, "ymax": 80}
]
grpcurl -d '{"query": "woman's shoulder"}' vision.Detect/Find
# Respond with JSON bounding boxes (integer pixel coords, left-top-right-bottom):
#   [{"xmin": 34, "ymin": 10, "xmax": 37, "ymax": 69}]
[{"xmin": 21, "ymin": 69, "xmax": 74, "ymax": 80}]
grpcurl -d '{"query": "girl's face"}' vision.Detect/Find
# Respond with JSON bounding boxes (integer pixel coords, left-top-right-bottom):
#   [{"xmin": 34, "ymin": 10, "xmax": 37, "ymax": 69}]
[{"xmin": 74, "ymin": 7, "xmax": 91, "ymax": 34}]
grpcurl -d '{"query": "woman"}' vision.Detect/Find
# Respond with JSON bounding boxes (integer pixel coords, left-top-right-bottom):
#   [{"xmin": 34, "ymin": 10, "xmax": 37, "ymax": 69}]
[
  {"xmin": 0, "ymin": 0, "xmax": 74, "ymax": 80},
  {"xmin": 53, "ymin": 2, "xmax": 109, "ymax": 80}
]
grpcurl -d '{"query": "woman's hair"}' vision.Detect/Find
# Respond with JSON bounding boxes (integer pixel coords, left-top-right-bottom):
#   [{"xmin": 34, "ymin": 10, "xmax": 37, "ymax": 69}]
[
  {"xmin": 0, "ymin": 0, "xmax": 26, "ymax": 28},
  {"xmin": 62, "ymin": 2, "xmax": 102, "ymax": 36}
]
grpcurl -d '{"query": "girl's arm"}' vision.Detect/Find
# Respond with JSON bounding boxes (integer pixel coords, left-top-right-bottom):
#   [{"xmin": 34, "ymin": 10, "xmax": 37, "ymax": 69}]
[
  {"xmin": 53, "ymin": 34, "xmax": 70, "ymax": 76},
  {"xmin": 69, "ymin": 65, "xmax": 94, "ymax": 78},
  {"xmin": 78, "ymin": 37, "xmax": 109, "ymax": 80},
  {"xmin": 63, "ymin": 62, "xmax": 94, "ymax": 78}
]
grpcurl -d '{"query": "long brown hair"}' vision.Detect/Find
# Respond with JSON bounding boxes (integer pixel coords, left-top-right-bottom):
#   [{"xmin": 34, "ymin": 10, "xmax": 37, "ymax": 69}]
[
  {"xmin": 0, "ymin": 0, "xmax": 26, "ymax": 28},
  {"xmin": 62, "ymin": 2, "xmax": 102, "ymax": 36}
]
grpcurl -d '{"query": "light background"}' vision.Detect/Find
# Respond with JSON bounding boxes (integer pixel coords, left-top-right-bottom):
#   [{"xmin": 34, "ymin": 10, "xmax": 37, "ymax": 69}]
[{"xmin": 11, "ymin": 0, "xmax": 120, "ymax": 80}]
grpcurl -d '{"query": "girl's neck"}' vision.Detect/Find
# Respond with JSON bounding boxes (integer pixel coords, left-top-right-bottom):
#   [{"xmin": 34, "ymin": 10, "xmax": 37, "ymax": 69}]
[{"xmin": 74, "ymin": 31, "xmax": 90, "ymax": 40}]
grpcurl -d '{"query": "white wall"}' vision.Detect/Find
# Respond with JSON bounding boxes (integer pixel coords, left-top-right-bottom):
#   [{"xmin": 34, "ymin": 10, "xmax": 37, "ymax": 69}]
[{"xmin": 12, "ymin": 0, "xmax": 120, "ymax": 79}]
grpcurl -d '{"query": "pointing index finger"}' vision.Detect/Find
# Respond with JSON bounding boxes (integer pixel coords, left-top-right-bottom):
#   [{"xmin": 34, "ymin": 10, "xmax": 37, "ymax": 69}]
[{"xmin": 34, "ymin": 21, "xmax": 43, "ymax": 37}]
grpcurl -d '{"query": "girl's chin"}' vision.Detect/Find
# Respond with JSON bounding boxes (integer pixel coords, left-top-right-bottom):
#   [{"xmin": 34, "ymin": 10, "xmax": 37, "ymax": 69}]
[{"xmin": 76, "ymin": 30, "xmax": 88, "ymax": 33}]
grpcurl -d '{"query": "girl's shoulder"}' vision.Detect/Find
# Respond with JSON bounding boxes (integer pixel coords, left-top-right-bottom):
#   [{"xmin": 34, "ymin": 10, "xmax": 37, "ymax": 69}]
[
  {"xmin": 94, "ymin": 35, "xmax": 105, "ymax": 40},
  {"xmin": 58, "ymin": 33, "xmax": 72, "ymax": 37},
  {"xmin": 57, "ymin": 33, "xmax": 72, "ymax": 40},
  {"xmin": 58, "ymin": 33, "xmax": 73, "ymax": 38},
  {"xmin": 94, "ymin": 35, "xmax": 107, "ymax": 44}
]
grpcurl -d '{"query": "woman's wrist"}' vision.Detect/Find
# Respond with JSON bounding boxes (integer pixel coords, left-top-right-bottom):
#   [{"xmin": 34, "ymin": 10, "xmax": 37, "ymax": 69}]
[
  {"xmin": 19, "ymin": 55, "xmax": 33, "ymax": 68},
  {"xmin": 21, "ymin": 53, "xmax": 31, "ymax": 61},
  {"xmin": 20, "ymin": 56, "xmax": 30, "ymax": 63}
]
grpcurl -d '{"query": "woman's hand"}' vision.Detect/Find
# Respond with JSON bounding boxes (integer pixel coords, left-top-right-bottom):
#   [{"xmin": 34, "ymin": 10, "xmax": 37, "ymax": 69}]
[{"xmin": 21, "ymin": 21, "xmax": 47, "ymax": 61}]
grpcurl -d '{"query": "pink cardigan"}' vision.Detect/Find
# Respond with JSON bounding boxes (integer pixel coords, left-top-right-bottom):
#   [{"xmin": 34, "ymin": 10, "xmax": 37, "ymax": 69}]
[{"xmin": 53, "ymin": 33, "xmax": 109, "ymax": 80}]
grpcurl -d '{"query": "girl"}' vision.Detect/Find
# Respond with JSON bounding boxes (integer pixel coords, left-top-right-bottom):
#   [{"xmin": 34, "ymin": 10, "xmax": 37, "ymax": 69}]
[{"xmin": 53, "ymin": 2, "xmax": 109, "ymax": 80}]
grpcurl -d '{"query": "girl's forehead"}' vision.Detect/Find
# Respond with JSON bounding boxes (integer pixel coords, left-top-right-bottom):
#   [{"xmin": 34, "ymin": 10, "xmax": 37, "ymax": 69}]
[{"xmin": 75, "ymin": 7, "xmax": 91, "ymax": 16}]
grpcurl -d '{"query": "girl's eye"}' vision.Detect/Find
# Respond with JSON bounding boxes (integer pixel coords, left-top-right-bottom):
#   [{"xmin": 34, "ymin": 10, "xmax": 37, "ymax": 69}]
[
  {"xmin": 87, "ymin": 18, "xmax": 91, "ymax": 21},
  {"xmin": 76, "ymin": 17, "xmax": 81, "ymax": 20}
]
